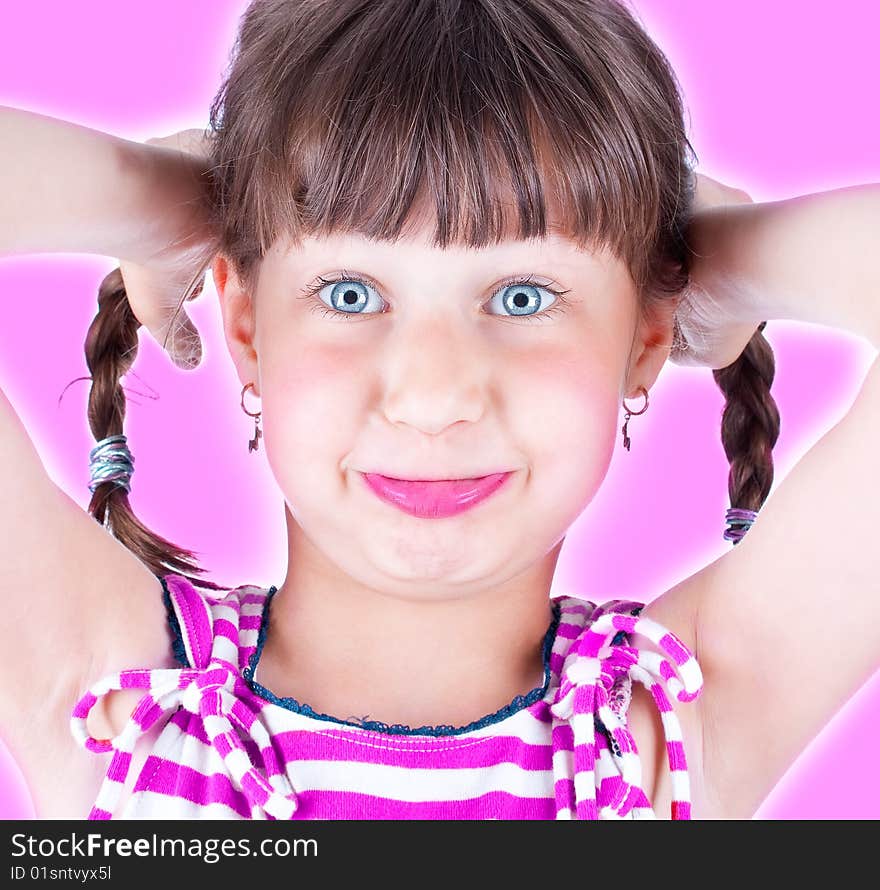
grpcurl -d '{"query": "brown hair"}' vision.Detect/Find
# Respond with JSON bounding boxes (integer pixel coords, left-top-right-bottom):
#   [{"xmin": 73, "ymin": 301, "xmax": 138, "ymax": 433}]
[{"xmin": 81, "ymin": 0, "xmax": 779, "ymax": 589}]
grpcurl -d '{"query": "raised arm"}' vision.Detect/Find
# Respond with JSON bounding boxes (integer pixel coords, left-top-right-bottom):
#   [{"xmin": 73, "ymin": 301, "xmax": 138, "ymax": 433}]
[
  {"xmin": 0, "ymin": 107, "xmax": 214, "ymax": 815},
  {"xmin": 651, "ymin": 184, "xmax": 880, "ymax": 817},
  {"xmin": 686, "ymin": 184, "xmax": 880, "ymax": 350},
  {"xmin": 0, "ymin": 105, "xmax": 209, "ymax": 264}
]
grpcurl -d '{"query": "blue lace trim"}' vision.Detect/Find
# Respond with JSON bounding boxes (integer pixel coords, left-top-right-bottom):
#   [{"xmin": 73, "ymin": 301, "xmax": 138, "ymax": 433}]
[
  {"xmin": 161, "ymin": 577, "xmax": 630, "ymax": 740},
  {"xmin": 241, "ymin": 587, "xmax": 564, "ymax": 737}
]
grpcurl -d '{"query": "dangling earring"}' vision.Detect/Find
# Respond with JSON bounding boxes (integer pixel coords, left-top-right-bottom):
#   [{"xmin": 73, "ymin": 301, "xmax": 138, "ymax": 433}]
[
  {"xmin": 621, "ymin": 385, "xmax": 649, "ymax": 452},
  {"xmin": 240, "ymin": 382, "xmax": 262, "ymax": 453}
]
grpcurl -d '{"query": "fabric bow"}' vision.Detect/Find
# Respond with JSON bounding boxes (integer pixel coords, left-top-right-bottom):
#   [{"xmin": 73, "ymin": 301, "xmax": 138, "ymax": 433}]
[
  {"xmin": 549, "ymin": 602, "xmax": 703, "ymax": 820},
  {"xmin": 70, "ymin": 657, "xmax": 300, "ymax": 820}
]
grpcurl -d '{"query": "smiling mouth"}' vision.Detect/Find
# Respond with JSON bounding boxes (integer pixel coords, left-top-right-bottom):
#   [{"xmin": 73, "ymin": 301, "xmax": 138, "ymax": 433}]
[
  {"xmin": 376, "ymin": 474, "xmax": 492, "ymax": 482},
  {"xmin": 364, "ymin": 470, "xmax": 516, "ymax": 482},
  {"xmin": 359, "ymin": 471, "xmax": 515, "ymax": 519}
]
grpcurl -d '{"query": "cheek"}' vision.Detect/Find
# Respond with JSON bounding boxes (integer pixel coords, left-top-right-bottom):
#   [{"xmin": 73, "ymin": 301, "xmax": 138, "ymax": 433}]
[
  {"xmin": 260, "ymin": 332, "xmax": 622, "ymax": 526},
  {"xmin": 512, "ymin": 343, "xmax": 621, "ymax": 507},
  {"xmin": 259, "ymin": 342, "xmax": 362, "ymax": 479}
]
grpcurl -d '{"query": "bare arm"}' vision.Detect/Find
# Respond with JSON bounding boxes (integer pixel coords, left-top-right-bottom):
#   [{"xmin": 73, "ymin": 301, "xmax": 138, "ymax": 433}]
[
  {"xmin": 687, "ymin": 184, "xmax": 880, "ymax": 349},
  {"xmin": 0, "ymin": 104, "xmax": 210, "ymax": 265},
  {"xmin": 657, "ymin": 184, "xmax": 880, "ymax": 816},
  {"xmin": 0, "ymin": 108, "xmax": 212, "ymax": 810}
]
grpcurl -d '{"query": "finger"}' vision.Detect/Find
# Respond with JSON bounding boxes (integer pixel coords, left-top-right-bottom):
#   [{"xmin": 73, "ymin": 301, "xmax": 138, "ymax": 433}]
[
  {"xmin": 146, "ymin": 129, "xmax": 213, "ymax": 159},
  {"xmin": 176, "ymin": 128, "xmax": 214, "ymax": 159},
  {"xmin": 169, "ymin": 315, "xmax": 203, "ymax": 370},
  {"xmin": 185, "ymin": 273, "xmax": 206, "ymax": 301},
  {"xmin": 146, "ymin": 310, "xmax": 202, "ymax": 371}
]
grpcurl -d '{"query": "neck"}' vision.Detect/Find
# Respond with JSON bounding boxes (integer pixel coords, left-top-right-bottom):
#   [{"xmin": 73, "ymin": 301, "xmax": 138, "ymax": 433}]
[{"xmin": 254, "ymin": 511, "xmax": 563, "ymax": 731}]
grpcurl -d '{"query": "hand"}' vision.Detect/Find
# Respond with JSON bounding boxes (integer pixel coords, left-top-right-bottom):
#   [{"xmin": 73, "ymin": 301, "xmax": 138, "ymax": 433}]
[
  {"xmin": 670, "ymin": 172, "xmax": 766, "ymax": 370},
  {"xmin": 118, "ymin": 128, "xmax": 218, "ymax": 370}
]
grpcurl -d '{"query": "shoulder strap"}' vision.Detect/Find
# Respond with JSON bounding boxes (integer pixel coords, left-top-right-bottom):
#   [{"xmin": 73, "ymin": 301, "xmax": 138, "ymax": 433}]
[{"xmin": 161, "ymin": 575, "xmax": 215, "ymax": 670}]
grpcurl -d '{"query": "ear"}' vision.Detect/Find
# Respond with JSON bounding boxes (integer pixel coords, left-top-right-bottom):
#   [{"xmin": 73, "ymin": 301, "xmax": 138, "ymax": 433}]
[
  {"xmin": 212, "ymin": 254, "xmax": 261, "ymax": 398},
  {"xmin": 622, "ymin": 298, "xmax": 676, "ymax": 400}
]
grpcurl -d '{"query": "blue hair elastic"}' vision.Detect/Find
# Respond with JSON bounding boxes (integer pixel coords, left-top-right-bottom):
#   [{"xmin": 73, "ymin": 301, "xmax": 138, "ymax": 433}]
[
  {"xmin": 88, "ymin": 434, "xmax": 135, "ymax": 495},
  {"xmin": 724, "ymin": 507, "xmax": 758, "ymax": 545}
]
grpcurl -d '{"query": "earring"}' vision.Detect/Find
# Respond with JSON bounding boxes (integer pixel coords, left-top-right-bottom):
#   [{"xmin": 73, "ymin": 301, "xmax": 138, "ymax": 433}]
[
  {"xmin": 240, "ymin": 382, "xmax": 262, "ymax": 453},
  {"xmin": 621, "ymin": 385, "xmax": 649, "ymax": 452}
]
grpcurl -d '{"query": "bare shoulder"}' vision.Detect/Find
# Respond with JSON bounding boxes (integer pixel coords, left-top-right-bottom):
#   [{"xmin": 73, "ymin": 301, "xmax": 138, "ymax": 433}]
[
  {"xmin": 622, "ymin": 553, "xmax": 730, "ymax": 820},
  {"xmin": 0, "ymin": 471, "xmax": 176, "ymax": 815},
  {"xmin": 3, "ymin": 475, "xmax": 176, "ymax": 699},
  {"xmin": 0, "ymin": 377, "xmax": 184, "ymax": 815}
]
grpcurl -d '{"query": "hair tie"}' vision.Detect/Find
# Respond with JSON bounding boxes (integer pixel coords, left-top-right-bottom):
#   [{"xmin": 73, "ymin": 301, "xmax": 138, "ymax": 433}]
[
  {"xmin": 88, "ymin": 434, "xmax": 135, "ymax": 495},
  {"xmin": 724, "ymin": 507, "xmax": 757, "ymax": 545},
  {"xmin": 85, "ymin": 399, "xmax": 760, "ymax": 546}
]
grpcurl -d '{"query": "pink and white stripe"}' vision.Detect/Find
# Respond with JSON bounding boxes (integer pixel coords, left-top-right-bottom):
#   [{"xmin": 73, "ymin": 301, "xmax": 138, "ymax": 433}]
[
  {"xmin": 549, "ymin": 599, "xmax": 703, "ymax": 819},
  {"xmin": 71, "ymin": 576, "xmax": 703, "ymax": 820}
]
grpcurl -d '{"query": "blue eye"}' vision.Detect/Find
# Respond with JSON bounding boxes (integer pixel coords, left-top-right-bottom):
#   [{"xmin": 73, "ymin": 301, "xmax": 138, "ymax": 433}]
[
  {"xmin": 299, "ymin": 270, "xmax": 571, "ymax": 323},
  {"xmin": 487, "ymin": 281, "xmax": 561, "ymax": 319},
  {"xmin": 323, "ymin": 278, "xmax": 381, "ymax": 315}
]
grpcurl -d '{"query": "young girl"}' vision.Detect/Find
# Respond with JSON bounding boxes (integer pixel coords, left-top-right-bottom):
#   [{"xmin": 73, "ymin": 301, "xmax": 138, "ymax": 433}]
[{"xmin": 1, "ymin": 0, "xmax": 878, "ymax": 820}]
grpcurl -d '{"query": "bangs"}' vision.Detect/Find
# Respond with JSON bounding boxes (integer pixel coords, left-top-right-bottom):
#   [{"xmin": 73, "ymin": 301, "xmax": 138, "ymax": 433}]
[{"xmin": 209, "ymin": 0, "xmax": 691, "ymax": 287}]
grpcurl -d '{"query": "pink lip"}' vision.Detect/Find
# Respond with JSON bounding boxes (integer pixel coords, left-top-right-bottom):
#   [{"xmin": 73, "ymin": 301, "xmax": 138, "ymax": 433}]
[{"xmin": 360, "ymin": 471, "xmax": 514, "ymax": 519}]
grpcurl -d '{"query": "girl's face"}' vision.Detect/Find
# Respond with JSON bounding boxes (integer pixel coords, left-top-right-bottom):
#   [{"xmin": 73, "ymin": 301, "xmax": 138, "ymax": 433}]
[{"xmin": 214, "ymin": 227, "xmax": 671, "ymax": 602}]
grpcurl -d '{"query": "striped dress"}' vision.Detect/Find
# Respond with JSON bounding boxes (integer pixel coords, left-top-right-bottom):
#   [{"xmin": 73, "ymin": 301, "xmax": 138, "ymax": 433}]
[{"xmin": 70, "ymin": 573, "xmax": 703, "ymax": 820}]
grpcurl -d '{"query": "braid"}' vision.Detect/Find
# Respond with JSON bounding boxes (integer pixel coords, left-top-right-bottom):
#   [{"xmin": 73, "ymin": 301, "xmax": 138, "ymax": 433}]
[
  {"xmin": 711, "ymin": 320, "xmax": 781, "ymax": 544},
  {"xmin": 82, "ymin": 266, "xmax": 228, "ymax": 592}
]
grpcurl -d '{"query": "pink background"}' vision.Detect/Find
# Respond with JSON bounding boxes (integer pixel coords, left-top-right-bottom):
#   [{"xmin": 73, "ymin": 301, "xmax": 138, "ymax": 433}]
[{"xmin": 1, "ymin": 0, "xmax": 878, "ymax": 819}]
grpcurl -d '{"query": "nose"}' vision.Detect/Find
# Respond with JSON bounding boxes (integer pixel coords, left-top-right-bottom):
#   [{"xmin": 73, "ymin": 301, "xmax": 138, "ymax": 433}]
[{"xmin": 380, "ymin": 314, "xmax": 488, "ymax": 436}]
